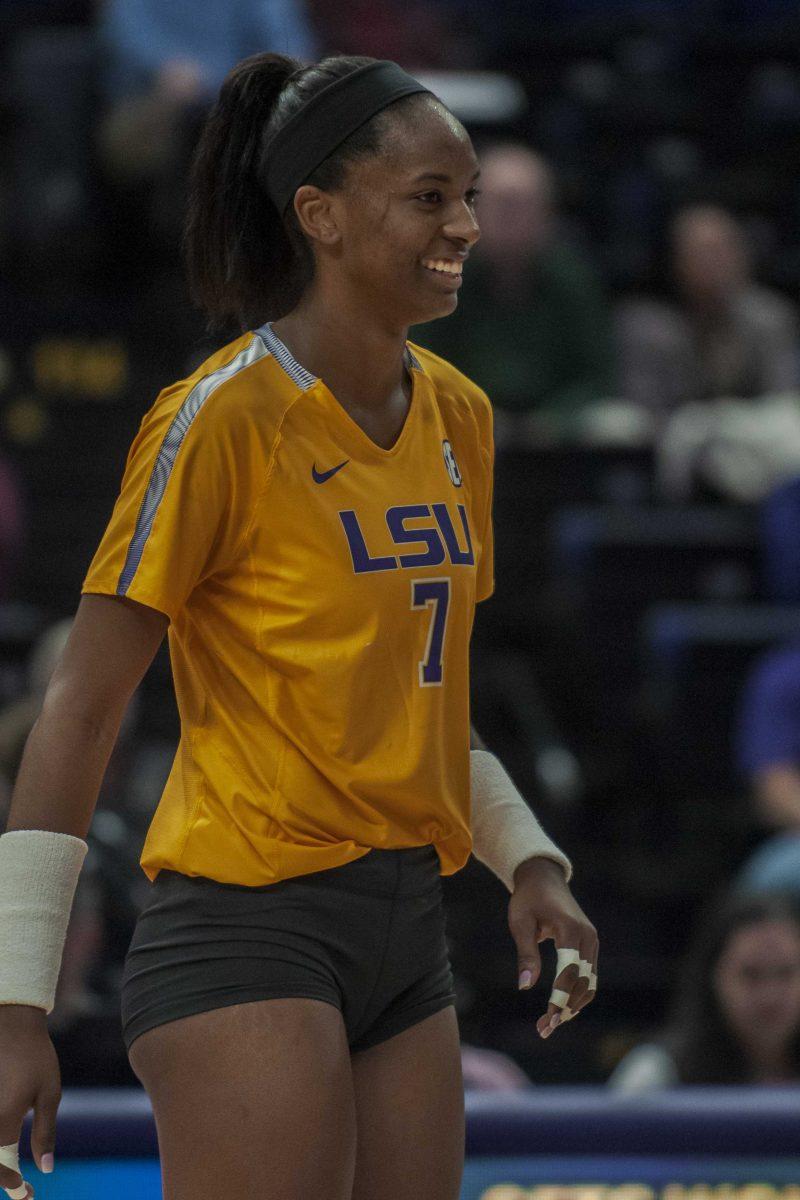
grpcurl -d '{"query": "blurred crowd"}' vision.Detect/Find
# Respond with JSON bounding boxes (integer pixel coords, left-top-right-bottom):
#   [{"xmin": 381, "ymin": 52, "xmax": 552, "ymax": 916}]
[{"xmin": 2, "ymin": 0, "xmax": 800, "ymax": 1090}]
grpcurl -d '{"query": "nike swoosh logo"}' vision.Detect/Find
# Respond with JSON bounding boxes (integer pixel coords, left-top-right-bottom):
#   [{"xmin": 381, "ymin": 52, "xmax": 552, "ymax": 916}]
[{"xmin": 312, "ymin": 459, "xmax": 350, "ymax": 484}]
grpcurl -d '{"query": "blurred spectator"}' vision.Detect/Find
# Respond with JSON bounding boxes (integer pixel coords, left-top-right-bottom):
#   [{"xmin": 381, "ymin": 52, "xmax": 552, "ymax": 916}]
[
  {"xmin": 733, "ymin": 642, "xmax": 800, "ymax": 900},
  {"xmin": 0, "ymin": 1, "xmax": 93, "ymax": 34},
  {"xmin": 761, "ymin": 474, "xmax": 800, "ymax": 604},
  {"xmin": 307, "ymin": 0, "xmax": 471, "ymax": 68},
  {"xmin": 0, "ymin": 617, "xmax": 154, "ymax": 952},
  {"xmin": 609, "ymin": 891, "xmax": 800, "ymax": 1090},
  {"xmin": 0, "ymin": 618, "xmax": 155, "ymax": 1084},
  {"xmin": 0, "ymin": 615, "xmax": 161, "ymax": 842},
  {"xmin": 460, "ymin": 1043, "xmax": 532, "ymax": 1091},
  {"xmin": 0, "ymin": 617, "xmax": 72, "ymax": 792},
  {"xmin": 0, "ymin": 452, "xmax": 25, "ymax": 600},
  {"xmin": 617, "ymin": 205, "xmax": 800, "ymax": 419},
  {"xmin": 96, "ymin": 0, "xmax": 317, "ymax": 258},
  {"xmin": 100, "ymin": 0, "xmax": 317, "ymax": 104},
  {"xmin": 414, "ymin": 142, "xmax": 615, "ymax": 438}
]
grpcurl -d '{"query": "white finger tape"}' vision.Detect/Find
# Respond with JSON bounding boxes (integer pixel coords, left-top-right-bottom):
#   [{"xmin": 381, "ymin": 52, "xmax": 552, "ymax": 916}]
[
  {"xmin": 589, "ymin": 971, "xmax": 598, "ymax": 991},
  {"xmin": 0, "ymin": 1147, "xmax": 19, "ymax": 1174},
  {"xmin": 549, "ymin": 987, "xmax": 571, "ymax": 1009},
  {"xmin": 556, "ymin": 948, "xmax": 595, "ymax": 985},
  {"xmin": 555, "ymin": 947, "xmax": 581, "ymax": 977},
  {"xmin": 0, "ymin": 1142, "xmax": 27, "ymax": 1199}
]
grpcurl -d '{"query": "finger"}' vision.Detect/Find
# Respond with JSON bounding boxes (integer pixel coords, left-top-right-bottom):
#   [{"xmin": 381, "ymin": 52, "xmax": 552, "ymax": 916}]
[
  {"xmin": 0, "ymin": 1175, "xmax": 30, "ymax": 1199},
  {"xmin": 575, "ymin": 936, "xmax": 600, "ymax": 1011},
  {"xmin": 562, "ymin": 938, "xmax": 599, "ymax": 1021},
  {"xmin": 536, "ymin": 980, "xmax": 574, "ymax": 1039},
  {"xmin": 540, "ymin": 943, "xmax": 593, "ymax": 1034},
  {"xmin": 30, "ymin": 1081, "xmax": 59, "ymax": 1176},
  {"xmin": 511, "ymin": 915, "xmax": 542, "ymax": 992},
  {"xmin": 0, "ymin": 1141, "xmax": 32, "ymax": 1199},
  {"xmin": 547, "ymin": 946, "xmax": 582, "ymax": 1012},
  {"xmin": 563, "ymin": 950, "xmax": 594, "ymax": 1017},
  {"xmin": 569, "ymin": 967, "xmax": 597, "ymax": 1018},
  {"xmin": 536, "ymin": 1003, "xmax": 565, "ymax": 1039}
]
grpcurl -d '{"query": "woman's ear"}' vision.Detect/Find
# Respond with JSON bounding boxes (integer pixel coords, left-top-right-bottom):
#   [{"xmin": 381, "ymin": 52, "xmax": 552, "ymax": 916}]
[{"xmin": 292, "ymin": 185, "xmax": 341, "ymax": 246}]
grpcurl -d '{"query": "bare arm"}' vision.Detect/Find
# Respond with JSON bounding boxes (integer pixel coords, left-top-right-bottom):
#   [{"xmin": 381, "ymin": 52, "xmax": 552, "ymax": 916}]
[
  {"xmin": 5, "ymin": 594, "xmax": 169, "ymax": 838},
  {"xmin": 0, "ymin": 594, "xmax": 167, "ymax": 1196}
]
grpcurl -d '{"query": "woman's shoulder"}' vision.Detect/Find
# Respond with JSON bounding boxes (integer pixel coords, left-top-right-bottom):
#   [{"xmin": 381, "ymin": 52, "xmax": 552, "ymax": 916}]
[{"xmin": 144, "ymin": 330, "xmax": 298, "ymax": 436}]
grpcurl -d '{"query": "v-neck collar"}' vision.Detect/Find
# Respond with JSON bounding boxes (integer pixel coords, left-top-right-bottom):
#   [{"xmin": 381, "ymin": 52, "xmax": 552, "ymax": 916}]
[{"xmin": 257, "ymin": 321, "xmax": 425, "ymax": 457}]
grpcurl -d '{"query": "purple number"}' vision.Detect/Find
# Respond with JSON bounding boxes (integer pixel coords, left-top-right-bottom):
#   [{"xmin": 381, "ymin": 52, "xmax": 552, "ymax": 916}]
[{"xmin": 411, "ymin": 578, "xmax": 450, "ymax": 686}]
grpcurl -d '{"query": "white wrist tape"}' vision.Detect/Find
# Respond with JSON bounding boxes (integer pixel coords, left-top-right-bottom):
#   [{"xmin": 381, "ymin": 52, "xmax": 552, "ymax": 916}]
[
  {"xmin": 0, "ymin": 830, "xmax": 88, "ymax": 1014},
  {"xmin": 470, "ymin": 750, "xmax": 572, "ymax": 893}
]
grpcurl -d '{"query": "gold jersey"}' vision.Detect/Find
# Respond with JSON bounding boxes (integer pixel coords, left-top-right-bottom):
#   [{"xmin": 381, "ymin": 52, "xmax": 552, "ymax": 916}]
[{"xmin": 82, "ymin": 324, "xmax": 494, "ymax": 885}]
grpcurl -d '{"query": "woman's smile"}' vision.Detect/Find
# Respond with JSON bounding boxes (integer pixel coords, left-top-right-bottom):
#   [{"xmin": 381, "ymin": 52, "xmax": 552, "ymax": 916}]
[{"xmin": 420, "ymin": 257, "xmax": 465, "ymax": 289}]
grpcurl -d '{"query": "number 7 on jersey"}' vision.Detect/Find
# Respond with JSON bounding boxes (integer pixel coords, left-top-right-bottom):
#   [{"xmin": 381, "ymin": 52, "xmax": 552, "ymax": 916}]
[{"xmin": 411, "ymin": 578, "xmax": 450, "ymax": 687}]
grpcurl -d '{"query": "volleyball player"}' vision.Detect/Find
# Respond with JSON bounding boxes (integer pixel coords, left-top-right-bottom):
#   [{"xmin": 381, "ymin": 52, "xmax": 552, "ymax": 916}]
[{"xmin": 0, "ymin": 54, "xmax": 598, "ymax": 1200}]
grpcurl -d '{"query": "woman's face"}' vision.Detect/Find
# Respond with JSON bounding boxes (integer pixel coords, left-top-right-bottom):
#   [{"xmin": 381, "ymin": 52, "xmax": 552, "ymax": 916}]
[
  {"xmin": 714, "ymin": 918, "xmax": 800, "ymax": 1051},
  {"xmin": 328, "ymin": 98, "xmax": 481, "ymax": 328}
]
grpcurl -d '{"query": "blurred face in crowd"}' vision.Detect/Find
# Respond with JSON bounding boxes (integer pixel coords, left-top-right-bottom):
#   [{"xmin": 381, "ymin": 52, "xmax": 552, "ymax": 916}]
[
  {"xmin": 472, "ymin": 145, "xmax": 555, "ymax": 267},
  {"xmin": 672, "ymin": 206, "xmax": 750, "ymax": 305},
  {"xmin": 714, "ymin": 918, "xmax": 800, "ymax": 1056}
]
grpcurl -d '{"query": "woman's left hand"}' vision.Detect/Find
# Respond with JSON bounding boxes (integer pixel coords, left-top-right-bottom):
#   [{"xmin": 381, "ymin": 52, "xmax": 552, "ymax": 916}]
[{"xmin": 508, "ymin": 856, "xmax": 598, "ymax": 1040}]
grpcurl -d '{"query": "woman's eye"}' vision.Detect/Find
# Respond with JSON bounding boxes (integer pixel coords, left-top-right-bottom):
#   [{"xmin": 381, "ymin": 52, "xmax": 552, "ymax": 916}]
[
  {"xmin": 466, "ymin": 188, "xmax": 481, "ymax": 206},
  {"xmin": 417, "ymin": 192, "xmax": 442, "ymax": 204}
]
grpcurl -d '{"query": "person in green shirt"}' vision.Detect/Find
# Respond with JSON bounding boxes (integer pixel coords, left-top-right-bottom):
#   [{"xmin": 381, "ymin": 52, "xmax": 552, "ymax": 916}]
[{"xmin": 414, "ymin": 142, "xmax": 614, "ymax": 438}]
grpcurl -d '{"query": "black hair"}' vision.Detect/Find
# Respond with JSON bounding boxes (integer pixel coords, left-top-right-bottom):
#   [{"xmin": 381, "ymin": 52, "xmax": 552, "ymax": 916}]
[
  {"xmin": 662, "ymin": 890, "xmax": 800, "ymax": 1084},
  {"xmin": 184, "ymin": 52, "xmax": 430, "ymax": 332}
]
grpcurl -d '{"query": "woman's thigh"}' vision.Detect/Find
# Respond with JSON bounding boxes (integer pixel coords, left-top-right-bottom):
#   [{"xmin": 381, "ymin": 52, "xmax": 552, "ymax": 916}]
[
  {"xmin": 128, "ymin": 997, "xmax": 357, "ymax": 1200},
  {"xmin": 350, "ymin": 1005, "xmax": 464, "ymax": 1200}
]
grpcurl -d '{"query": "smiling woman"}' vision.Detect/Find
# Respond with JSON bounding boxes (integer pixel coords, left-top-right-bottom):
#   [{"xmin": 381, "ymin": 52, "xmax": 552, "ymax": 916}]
[
  {"xmin": 186, "ymin": 55, "xmax": 480, "ymax": 339},
  {"xmin": 0, "ymin": 48, "xmax": 596, "ymax": 1200}
]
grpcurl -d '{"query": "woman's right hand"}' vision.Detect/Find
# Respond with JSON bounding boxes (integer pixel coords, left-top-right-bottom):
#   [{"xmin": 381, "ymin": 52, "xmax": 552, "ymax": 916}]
[{"xmin": 0, "ymin": 1005, "xmax": 61, "ymax": 1199}]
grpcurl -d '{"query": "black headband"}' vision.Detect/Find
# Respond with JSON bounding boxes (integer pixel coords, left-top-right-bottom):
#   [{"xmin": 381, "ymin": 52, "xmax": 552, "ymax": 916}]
[{"xmin": 260, "ymin": 60, "xmax": 433, "ymax": 215}]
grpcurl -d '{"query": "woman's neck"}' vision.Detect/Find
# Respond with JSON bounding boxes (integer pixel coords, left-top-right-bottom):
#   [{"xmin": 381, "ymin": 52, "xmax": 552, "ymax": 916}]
[{"xmin": 272, "ymin": 287, "xmax": 410, "ymax": 412}]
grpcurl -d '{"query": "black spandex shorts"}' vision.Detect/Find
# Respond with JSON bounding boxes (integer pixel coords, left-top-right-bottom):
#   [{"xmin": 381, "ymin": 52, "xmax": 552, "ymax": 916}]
[{"xmin": 120, "ymin": 844, "xmax": 456, "ymax": 1055}]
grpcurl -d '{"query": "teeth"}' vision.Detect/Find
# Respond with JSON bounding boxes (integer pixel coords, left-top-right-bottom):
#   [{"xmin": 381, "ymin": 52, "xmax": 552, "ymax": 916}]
[{"xmin": 423, "ymin": 259, "xmax": 462, "ymax": 275}]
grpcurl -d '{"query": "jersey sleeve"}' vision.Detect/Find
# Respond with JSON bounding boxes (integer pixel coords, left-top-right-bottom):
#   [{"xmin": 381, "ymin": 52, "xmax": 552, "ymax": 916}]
[
  {"xmin": 82, "ymin": 382, "xmax": 261, "ymax": 623},
  {"xmin": 475, "ymin": 395, "xmax": 494, "ymax": 604}
]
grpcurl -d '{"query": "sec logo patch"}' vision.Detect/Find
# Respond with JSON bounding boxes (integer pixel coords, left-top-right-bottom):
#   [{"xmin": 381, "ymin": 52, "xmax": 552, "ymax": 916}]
[{"xmin": 442, "ymin": 439, "xmax": 462, "ymax": 487}]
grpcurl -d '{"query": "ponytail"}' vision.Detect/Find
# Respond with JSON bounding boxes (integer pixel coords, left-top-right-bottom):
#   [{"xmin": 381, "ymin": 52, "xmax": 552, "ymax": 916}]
[
  {"xmin": 184, "ymin": 52, "xmax": 303, "ymax": 333},
  {"xmin": 185, "ymin": 51, "xmax": 414, "ymax": 332}
]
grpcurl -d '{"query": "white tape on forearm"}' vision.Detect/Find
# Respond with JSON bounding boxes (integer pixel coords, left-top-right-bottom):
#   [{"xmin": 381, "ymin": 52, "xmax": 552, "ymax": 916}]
[
  {"xmin": 0, "ymin": 1142, "xmax": 27, "ymax": 1199},
  {"xmin": 0, "ymin": 829, "xmax": 88, "ymax": 1013},
  {"xmin": 470, "ymin": 751, "xmax": 572, "ymax": 893}
]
